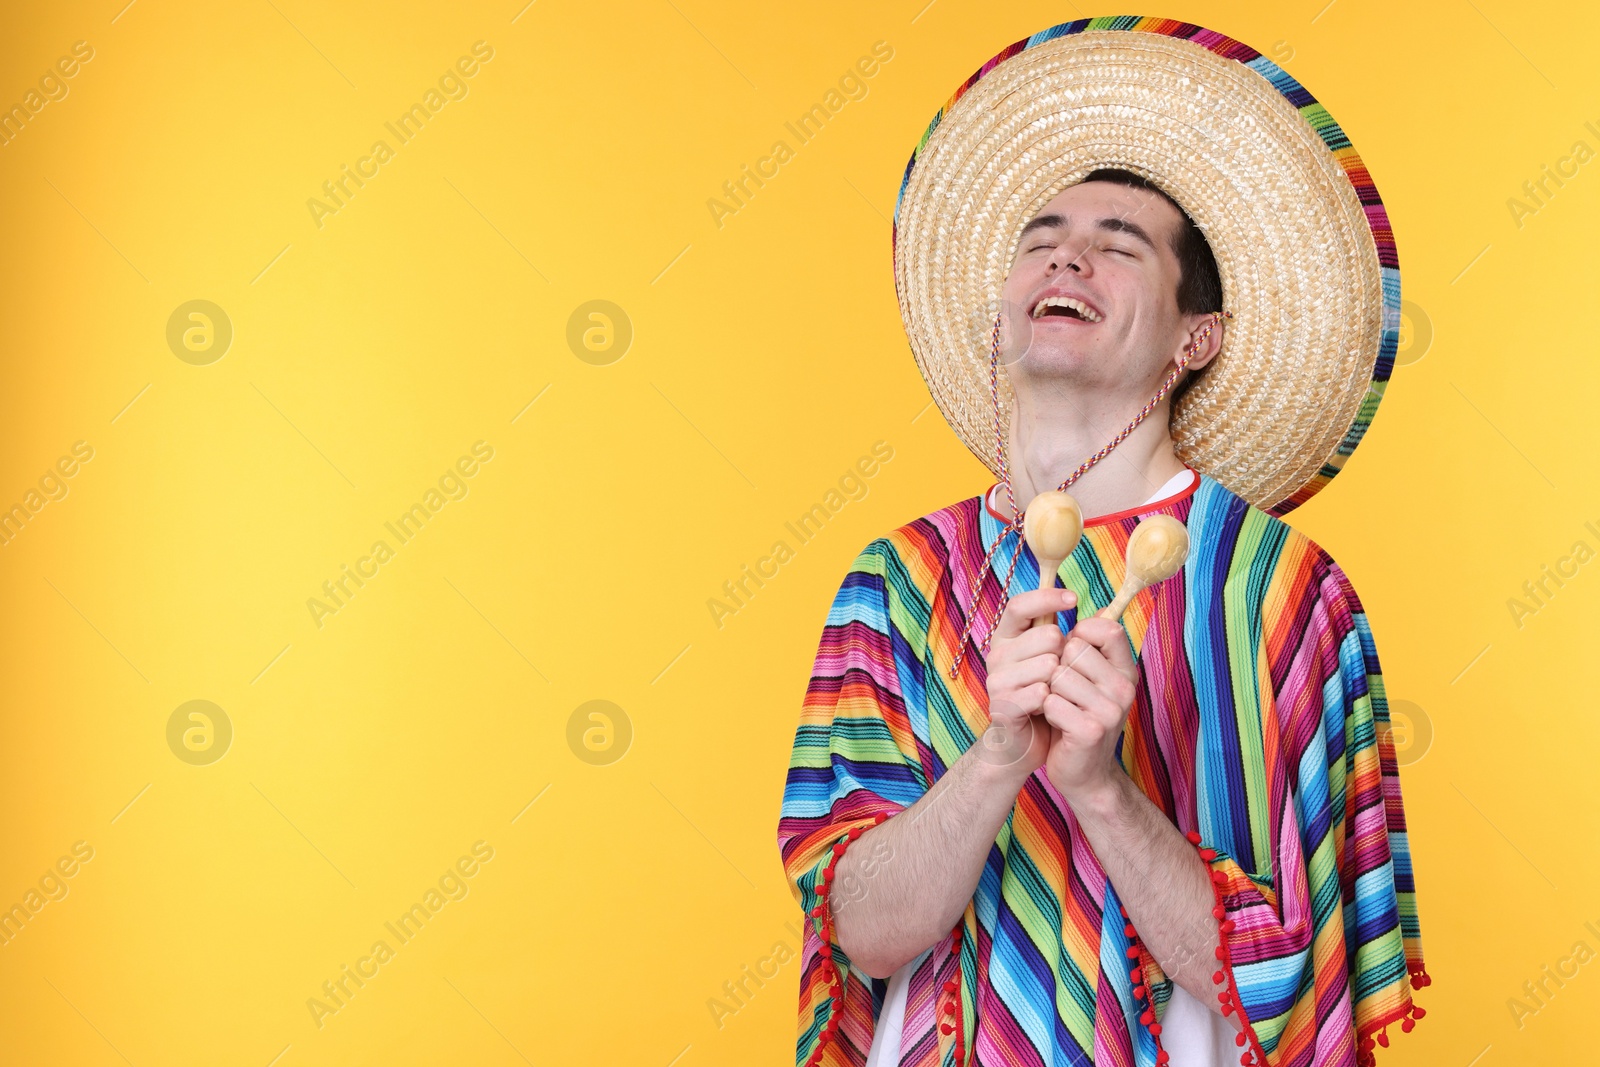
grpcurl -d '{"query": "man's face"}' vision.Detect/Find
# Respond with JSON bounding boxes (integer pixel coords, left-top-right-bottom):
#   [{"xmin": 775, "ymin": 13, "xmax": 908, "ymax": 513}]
[{"xmin": 998, "ymin": 181, "xmax": 1192, "ymax": 396}]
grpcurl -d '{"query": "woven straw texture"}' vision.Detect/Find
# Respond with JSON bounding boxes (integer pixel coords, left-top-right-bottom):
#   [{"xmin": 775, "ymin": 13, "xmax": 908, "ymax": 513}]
[{"xmin": 891, "ymin": 16, "xmax": 1398, "ymax": 516}]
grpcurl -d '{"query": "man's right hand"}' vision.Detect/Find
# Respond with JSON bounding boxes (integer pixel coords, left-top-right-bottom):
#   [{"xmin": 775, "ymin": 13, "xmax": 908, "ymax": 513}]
[{"xmin": 978, "ymin": 586, "xmax": 1076, "ymax": 782}]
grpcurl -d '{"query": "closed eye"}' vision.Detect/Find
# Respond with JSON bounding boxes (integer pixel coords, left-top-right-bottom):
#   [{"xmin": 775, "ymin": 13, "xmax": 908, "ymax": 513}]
[{"xmin": 1026, "ymin": 243, "xmax": 1133, "ymax": 256}]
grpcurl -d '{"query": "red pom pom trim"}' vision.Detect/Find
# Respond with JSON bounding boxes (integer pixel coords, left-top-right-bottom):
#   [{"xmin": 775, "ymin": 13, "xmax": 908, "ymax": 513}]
[
  {"xmin": 1184, "ymin": 832, "xmax": 1430, "ymax": 1067},
  {"xmin": 1120, "ymin": 910, "xmax": 1170, "ymax": 1066},
  {"xmin": 1189, "ymin": 832, "xmax": 1270, "ymax": 1066},
  {"xmin": 802, "ymin": 810, "xmax": 893, "ymax": 1067},
  {"xmin": 1354, "ymin": 996, "xmax": 1430, "ymax": 1067}
]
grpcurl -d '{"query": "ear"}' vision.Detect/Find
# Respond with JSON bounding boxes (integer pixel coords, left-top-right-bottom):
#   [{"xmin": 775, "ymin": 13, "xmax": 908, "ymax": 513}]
[{"xmin": 1174, "ymin": 312, "xmax": 1226, "ymax": 373}]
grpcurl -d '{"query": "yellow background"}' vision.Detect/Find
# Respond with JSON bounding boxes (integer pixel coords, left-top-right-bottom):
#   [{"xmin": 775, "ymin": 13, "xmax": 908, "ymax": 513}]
[{"xmin": 0, "ymin": 0, "xmax": 1595, "ymax": 1063}]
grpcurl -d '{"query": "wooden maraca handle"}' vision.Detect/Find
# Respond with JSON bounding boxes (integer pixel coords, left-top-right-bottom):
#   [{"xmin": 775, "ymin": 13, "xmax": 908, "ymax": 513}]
[
  {"xmin": 1094, "ymin": 581, "xmax": 1147, "ymax": 622},
  {"xmin": 1032, "ymin": 562, "xmax": 1064, "ymax": 629}
]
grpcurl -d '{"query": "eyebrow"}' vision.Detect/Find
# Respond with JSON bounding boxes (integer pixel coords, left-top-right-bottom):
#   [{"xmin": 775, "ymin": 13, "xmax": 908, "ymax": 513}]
[{"xmin": 1017, "ymin": 212, "xmax": 1160, "ymax": 252}]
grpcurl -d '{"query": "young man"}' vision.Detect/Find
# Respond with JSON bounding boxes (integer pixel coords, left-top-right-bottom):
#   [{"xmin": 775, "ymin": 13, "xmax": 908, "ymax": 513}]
[{"xmin": 778, "ymin": 19, "xmax": 1429, "ymax": 1067}]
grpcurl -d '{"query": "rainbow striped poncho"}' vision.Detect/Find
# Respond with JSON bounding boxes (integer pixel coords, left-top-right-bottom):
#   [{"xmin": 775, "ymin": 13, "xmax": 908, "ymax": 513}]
[{"xmin": 777, "ymin": 473, "xmax": 1428, "ymax": 1066}]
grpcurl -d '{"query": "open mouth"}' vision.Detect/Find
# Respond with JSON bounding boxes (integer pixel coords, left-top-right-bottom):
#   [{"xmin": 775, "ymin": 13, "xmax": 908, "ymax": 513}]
[{"xmin": 1031, "ymin": 295, "xmax": 1103, "ymax": 323}]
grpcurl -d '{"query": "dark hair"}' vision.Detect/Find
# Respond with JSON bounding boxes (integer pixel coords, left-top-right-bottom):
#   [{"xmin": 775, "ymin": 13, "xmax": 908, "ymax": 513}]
[{"xmin": 1078, "ymin": 167, "xmax": 1222, "ymax": 315}]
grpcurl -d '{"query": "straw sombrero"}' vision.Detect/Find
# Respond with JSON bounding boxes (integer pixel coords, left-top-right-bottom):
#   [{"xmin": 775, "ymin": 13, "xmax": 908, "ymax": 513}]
[{"xmin": 891, "ymin": 16, "xmax": 1398, "ymax": 516}]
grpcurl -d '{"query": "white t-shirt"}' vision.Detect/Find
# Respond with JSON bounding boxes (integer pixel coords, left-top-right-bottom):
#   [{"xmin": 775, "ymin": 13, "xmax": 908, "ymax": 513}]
[{"xmin": 865, "ymin": 467, "xmax": 1242, "ymax": 1066}]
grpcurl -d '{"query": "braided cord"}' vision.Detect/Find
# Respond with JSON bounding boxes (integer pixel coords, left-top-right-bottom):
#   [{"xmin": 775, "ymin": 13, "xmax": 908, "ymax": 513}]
[{"xmin": 948, "ymin": 310, "xmax": 1229, "ymax": 679}]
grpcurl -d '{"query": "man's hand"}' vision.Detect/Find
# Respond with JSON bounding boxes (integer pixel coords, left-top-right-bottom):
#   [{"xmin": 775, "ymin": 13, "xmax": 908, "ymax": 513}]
[
  {"xmin": 980, "ymin": 586, "xmax": 1077, "ymax": 782},
  {"xmin": 1039, "ymin": 616, "xmax": 1140, "ymax": 804}
]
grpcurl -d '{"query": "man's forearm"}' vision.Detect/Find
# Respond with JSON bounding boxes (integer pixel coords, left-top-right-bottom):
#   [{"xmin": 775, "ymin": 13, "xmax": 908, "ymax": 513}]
[
  {"xmin": 830, "ymin": 738, "xmax": 1026, "ymax": 979},
  {"xmin": 1068, "ymin": 772, "xmax": 1230, "ymax": 1014}
]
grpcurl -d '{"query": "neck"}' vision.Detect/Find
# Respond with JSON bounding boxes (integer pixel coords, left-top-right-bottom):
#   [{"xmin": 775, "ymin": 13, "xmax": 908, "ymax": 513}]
[{"xmin": 999, "ymin": 386, "xmax": 1187, "ymax": 520}]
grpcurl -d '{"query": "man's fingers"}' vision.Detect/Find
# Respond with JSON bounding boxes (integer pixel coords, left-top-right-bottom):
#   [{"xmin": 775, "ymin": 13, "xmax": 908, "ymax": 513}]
[
  {"xmin": 996, "ymin": 654, "xmax": 1065, "ymax": 692},
  {"xmin": 1013, "ymin": 681, "xmax": 1050, "ymax": 714},
  {"xmin": 1039, "ymin": 692, "xmax": 1081, "ymax": 733},
  {"xmin": 1047, "ymin": 664, "xmax": 1120, "ymax": 719},
  {"xmin": 1067, "ymin": 616, "xmax": 1135, "ymax": 670},
  {"xmin": 989, "ymin": 624, "xmax": 1067, "ymax": 669},
  {"xmin": 1056, "ymin": 636, "xmax": 1119, "ymax": 688},
  {"xmin": 1051, "ymin": 634, "xmax": 1138, "ymax": 728},
  {"xmin": 993, "ymin": 587, "xmax": 1077, "ymax": 641}
]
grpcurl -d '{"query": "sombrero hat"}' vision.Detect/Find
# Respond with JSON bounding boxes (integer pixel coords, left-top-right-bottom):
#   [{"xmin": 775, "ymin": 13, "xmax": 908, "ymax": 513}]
[{"xmin": 891, "ymin": 16, "xmax": 1398, "ymax": 516}]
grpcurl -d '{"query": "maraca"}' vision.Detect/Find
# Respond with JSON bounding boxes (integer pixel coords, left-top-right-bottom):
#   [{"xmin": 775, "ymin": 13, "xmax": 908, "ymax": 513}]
[
  {"xmin": 1095, "ymin": 514, "xmax": 1189, "ymax": 622},
  {"xmin": 1022, "ymin": 490, "xmax": 1083, "ymax": 629}
]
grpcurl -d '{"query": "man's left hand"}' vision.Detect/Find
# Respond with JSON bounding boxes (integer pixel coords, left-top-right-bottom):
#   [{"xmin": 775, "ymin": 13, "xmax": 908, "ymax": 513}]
[{"xmin": 1039, "ymin": 616, "xmax": 1140, "ymax": 804}]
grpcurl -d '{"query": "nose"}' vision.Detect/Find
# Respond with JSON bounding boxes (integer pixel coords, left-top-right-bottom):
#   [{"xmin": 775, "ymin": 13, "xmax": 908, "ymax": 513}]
[{"xmin": 1046, "ymin": 241, "xmax": 1089, "ymax": 276}]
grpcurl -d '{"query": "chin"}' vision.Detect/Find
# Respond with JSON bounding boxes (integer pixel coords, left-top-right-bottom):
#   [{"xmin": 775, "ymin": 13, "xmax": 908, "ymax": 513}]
[{"xmin": 1017, "ymin": 340, "xmax": 1095, "ymax": 375}]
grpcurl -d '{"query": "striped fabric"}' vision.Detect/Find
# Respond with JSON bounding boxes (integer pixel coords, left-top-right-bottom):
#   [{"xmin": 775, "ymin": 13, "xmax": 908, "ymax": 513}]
[
  {"xmin": 891, "ymin": 15, "xmax": 1399, "ymax": 517},
  {"xmin": 778, "ymin": 474, "xmax": 1427, "ymax": 1066}
]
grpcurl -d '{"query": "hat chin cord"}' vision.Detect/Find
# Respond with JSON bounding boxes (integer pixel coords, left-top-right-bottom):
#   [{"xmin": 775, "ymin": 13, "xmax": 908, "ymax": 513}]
[{"xmin": 948, "ymin": 309, "xmax": 1229, "ymax": 680}]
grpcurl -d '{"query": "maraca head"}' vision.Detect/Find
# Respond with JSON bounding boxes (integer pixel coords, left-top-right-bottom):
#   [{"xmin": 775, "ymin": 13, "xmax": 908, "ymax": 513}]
[
  {"xmin": 1023, "ymin": 490, "xmax": 1083, "ymax": 561},
  {"xmin": 1125, "ymin": 514, "xmax": 1189, "ymax": 582}
]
